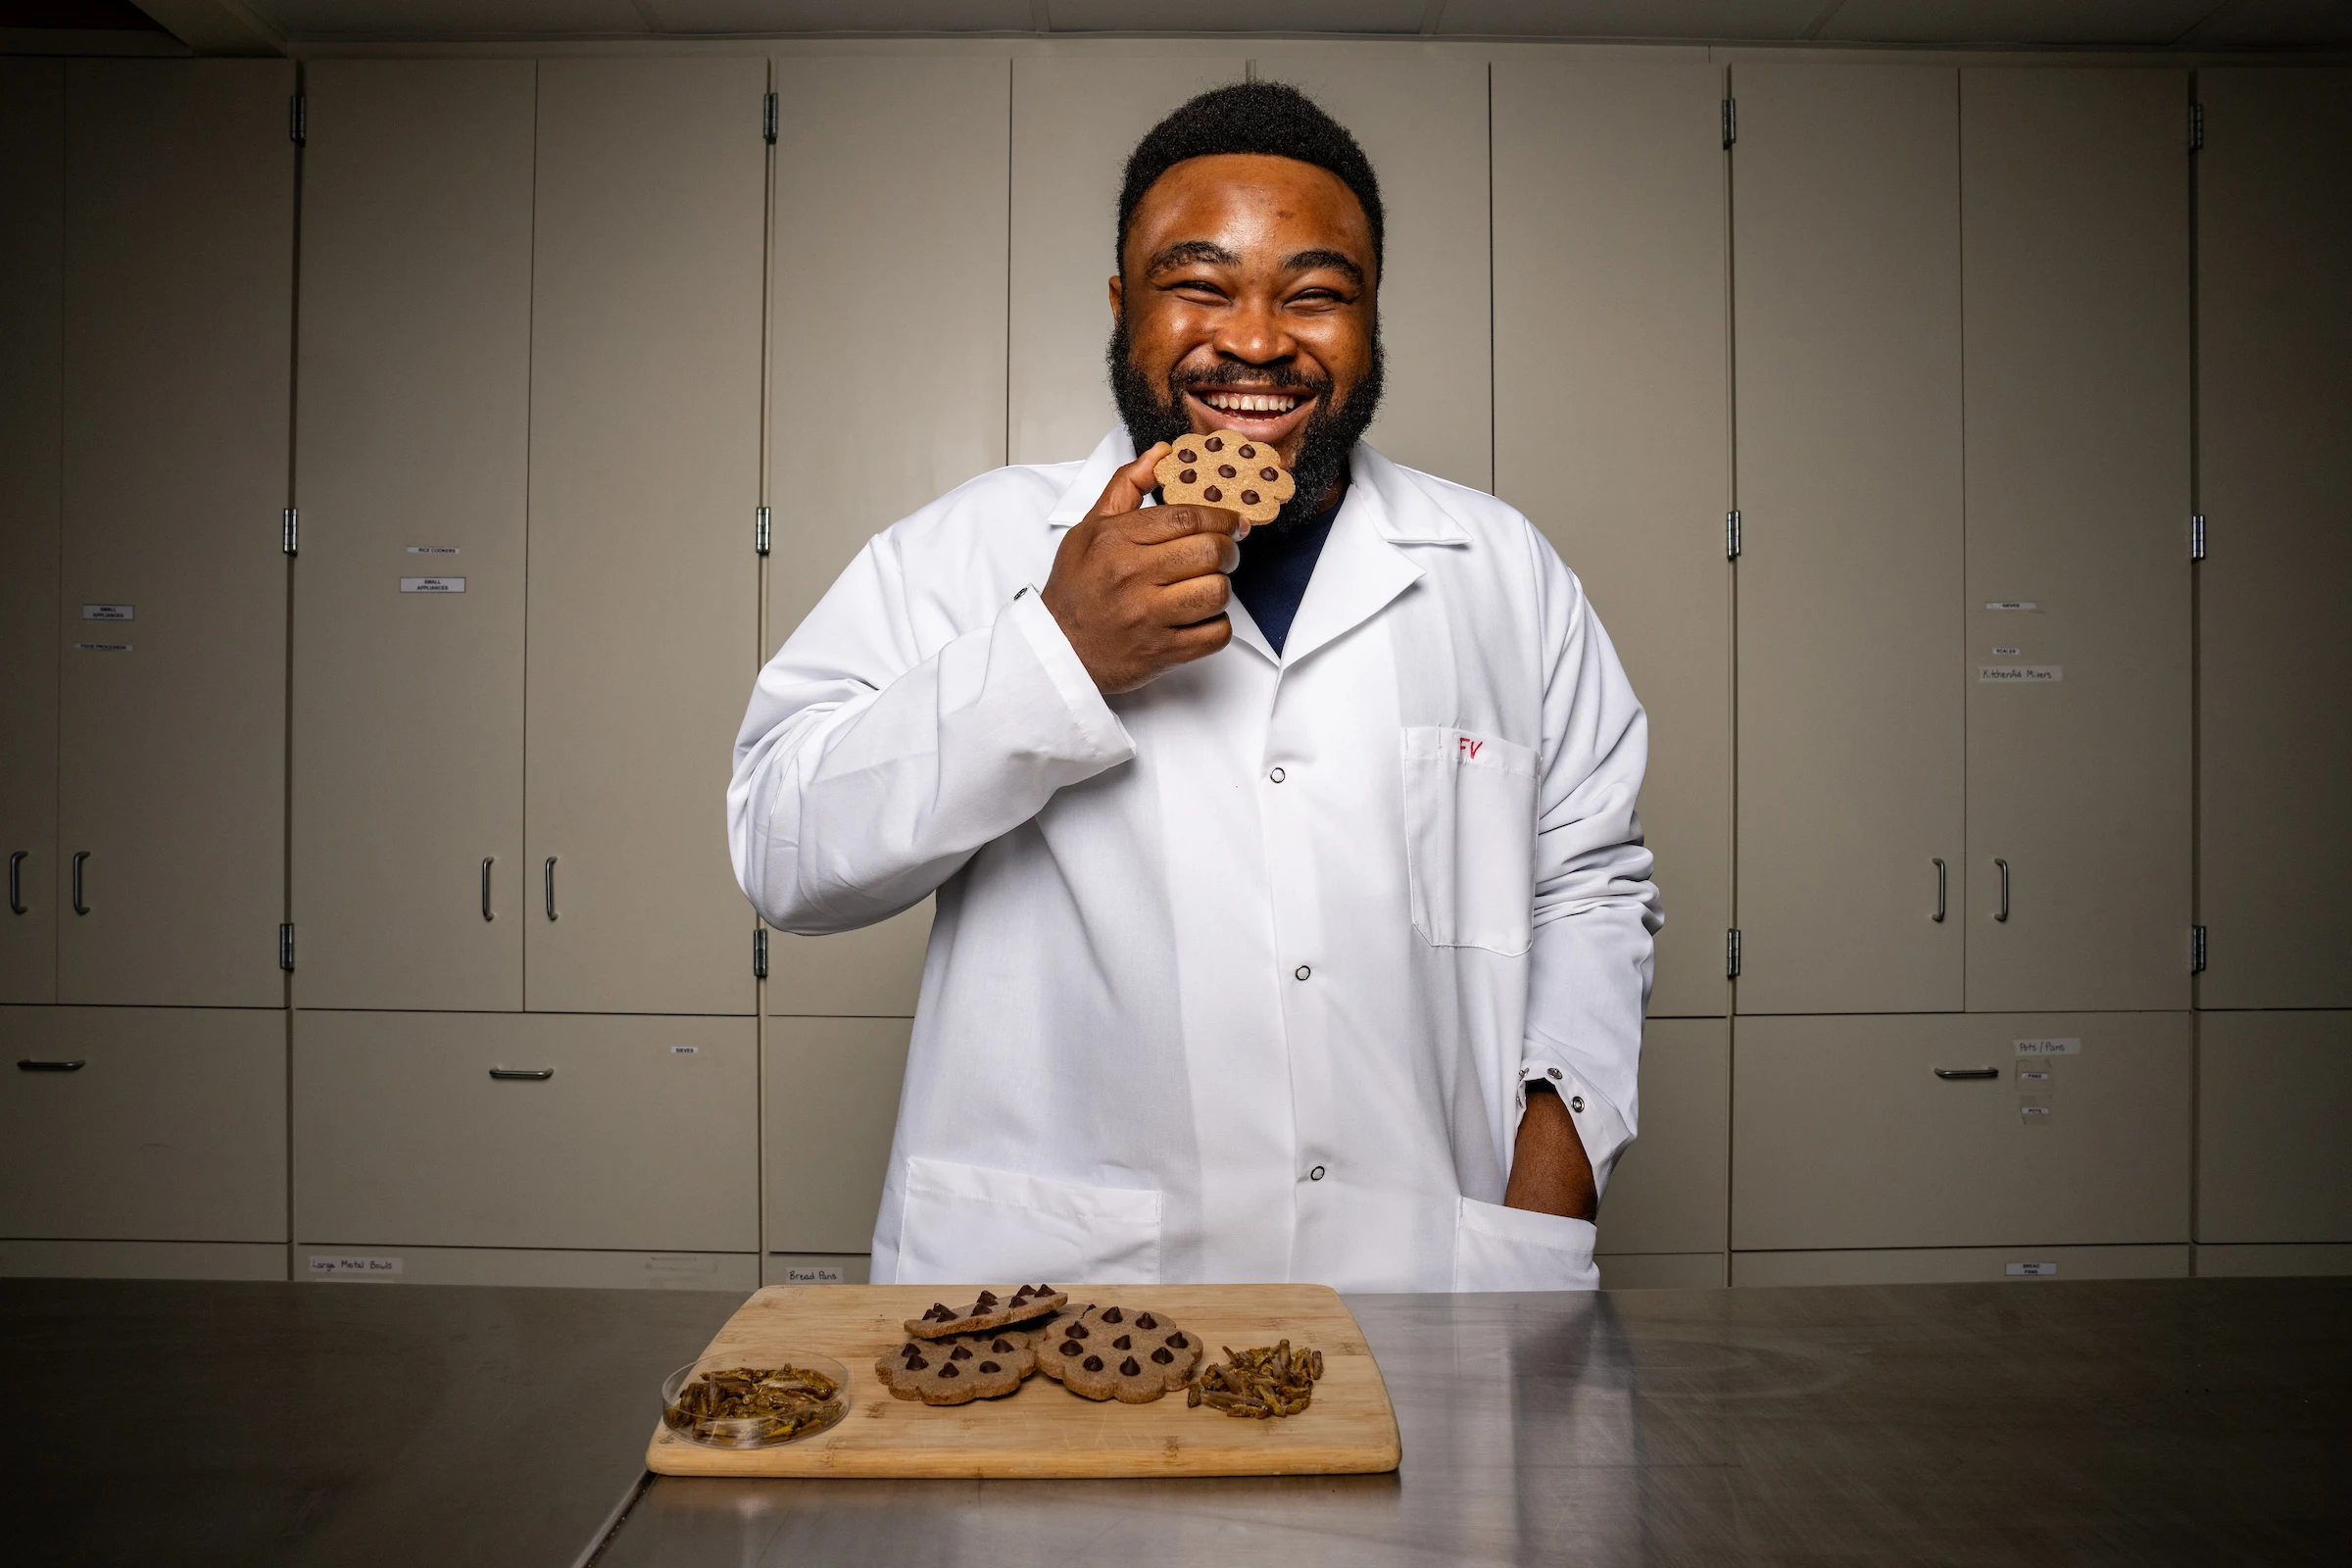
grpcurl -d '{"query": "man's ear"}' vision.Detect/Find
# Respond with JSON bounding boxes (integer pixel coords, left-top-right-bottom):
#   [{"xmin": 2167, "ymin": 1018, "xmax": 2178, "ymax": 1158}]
[{"xmin": 1107, "ymin": 272, "xmax": 1123, "ymax": 322}]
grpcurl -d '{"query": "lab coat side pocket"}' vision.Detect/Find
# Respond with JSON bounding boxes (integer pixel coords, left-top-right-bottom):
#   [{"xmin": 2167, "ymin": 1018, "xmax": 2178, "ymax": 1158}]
[
  {"xmin": 1400, "ymin": 727, "xmax": 1539, "ymax": 956},
  {"xmin": 1452, "ymin": 1195, "xmax": 1599, "ymax": 1294},
  {"xmin": 897, "ymin": 1156, "xmax": 1162, "ymax": 1285}
]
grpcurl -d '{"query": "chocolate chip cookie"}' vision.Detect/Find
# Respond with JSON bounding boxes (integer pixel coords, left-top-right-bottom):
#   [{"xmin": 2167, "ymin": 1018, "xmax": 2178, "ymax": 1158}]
[
  {"xmin": 1153, "ymin": 429, "xmax": 1296, "ymax": 525},
  {"xmin": 903, "ymin": 1284, "xmax": 1066, "ymax": 1341},
  {"xmin": 874, "ymin": 1328, "xmax": 1037, "ymax": 1406},
  {"xmin": 1032, "ymin": 1303, "xmax": 1202, "ymax": 1404}
]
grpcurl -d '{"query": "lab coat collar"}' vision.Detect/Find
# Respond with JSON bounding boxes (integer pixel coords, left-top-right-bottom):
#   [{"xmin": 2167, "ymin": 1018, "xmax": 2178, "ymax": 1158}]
[{"xmin": 1048, "ymin": 429, "xmax": 1475, "ymax": 547}]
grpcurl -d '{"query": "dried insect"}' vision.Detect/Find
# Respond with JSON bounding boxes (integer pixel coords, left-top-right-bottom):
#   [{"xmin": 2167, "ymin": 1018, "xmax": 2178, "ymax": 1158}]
[
  {"xmin": 1186, "ymin": 1339, "xmax": 1323, "ymax": 1419},
  {"xmin": 664, "ymin": 1362, "xmax": 845, "ymax": 1446}
]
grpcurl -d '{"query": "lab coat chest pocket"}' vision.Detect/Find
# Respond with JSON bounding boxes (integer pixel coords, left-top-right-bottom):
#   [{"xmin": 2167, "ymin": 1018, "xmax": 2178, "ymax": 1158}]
[
  {"xmin": 897, "ymin": 1156, "xmax": 1161, "ymax": 1285},
  {"xmin": 1400, "ymin": 726, "xmax": 1538, "ymax": 956},
  {"xmin": 1453, "ymin": 1196, "xmax": 1598, "ymax": 1293}
]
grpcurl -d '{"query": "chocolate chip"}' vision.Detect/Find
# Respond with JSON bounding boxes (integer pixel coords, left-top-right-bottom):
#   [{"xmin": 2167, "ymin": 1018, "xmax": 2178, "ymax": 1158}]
[
  {"xmin": 1167, "ymin": 1332, "xmax": 1188, "ymax": 1348},
  {"xmin": 906, "ymin": 1352, "xmax": 928, "ymax": 1369},
  {"xmin": 1119, "ymin": 1357, "xmax": 1142, "ymax": 1377},
  {"xmin": 1136, "ymin": 1312, "xmax": 1157, "ymax": 1330},
  {"xmin": 1260, "ymin": 466, "xmax": 1278, "ymax": 481},
  {"xmin": 1101, "ymin": 1306, "xmax": 1123, "ymax": 1323},
  {"xmin": 974, "ymin": 1289, "xmax": 998, "ymax": 1307},
  {"xmin": 992, "ymin": 1338, "xmax": 1013, "ymax": 1352},
  {"xmin": 938, "ymin": 1362, "xmax": 959, "ymax": 1378},
  {"xmin": 1067, "ymin": 1322, "xmax": 1088, "ymax": 1339},
  {"xmin": 1239, "ymin": 444, "xmax": 1256, "ymax": 459},
  {"xmin": 1152, "ymin": 1347, "xmax": 1174, "ymax": 1364},
  {"xmin": 1218, "ymin": 464, "xmax": 1237, "ymax": 478},
  {"xmin": 1083, "ymin": 1355, "xmax": 1104, "ymax": 1372},
  {"xmin": 1204, "ymin": 435, "xmax": 1224, "ymax": 451},
  {"xmin": 927, "ymin": 1302, "xmax": 952, "ymax": 1320},
  {"xmin": 1037, "ymin": 1285, "xmax": 1054, "ymax": 1294},
  {"xmin": 951, "ymin": 1345, "xmax": 973, "ymax": 1360},
  {"xmin": 1060, "ymin": 1341, "xmax": 1081, "ymax": 1356},
  {"xmin": 1179, "ymin": 467, "xmax": 1197, "ymax": 484},
  {"xmin": 1176, "ymin": 449, "xmax": 1197, "ymax": 464},
  {"xmin": 1241, "ymin": 490, "xmax": 1259, "ymax": 506},
  {"xmin": 1202, "ymin": 486, "xmax": 1222, "ymax": 502},
  {"xmin": 979, "ymin": 1360, "xmax": 1001, "ymax": 1373},
  {"xmin": 1111, "ymin": 1334, "xmax": 1132, "ymax": 1349}
]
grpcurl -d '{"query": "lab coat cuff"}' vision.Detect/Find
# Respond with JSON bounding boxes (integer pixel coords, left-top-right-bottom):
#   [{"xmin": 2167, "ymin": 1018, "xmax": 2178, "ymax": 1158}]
[
  {"xmin": 1518, "ymin": 1059, "xmax": 1633, "ymax": 1198},
  {"xmin": 1004, "ymin": 585, "xmax": 1134, "ymax": 764}
]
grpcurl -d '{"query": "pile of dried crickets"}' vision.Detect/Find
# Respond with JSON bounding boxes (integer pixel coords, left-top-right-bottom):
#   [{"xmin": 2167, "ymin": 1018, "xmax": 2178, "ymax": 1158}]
[
  {"xmin": 1186, "ymin": 1339, "xmax": 1324, "ymax": 1418},
  {"xmin": 665, "ymin": 1364, "xmax": 844, "ymax": 1443}
]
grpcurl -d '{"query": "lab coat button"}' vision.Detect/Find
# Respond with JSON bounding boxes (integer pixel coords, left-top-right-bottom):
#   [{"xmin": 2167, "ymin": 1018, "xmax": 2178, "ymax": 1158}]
[
  {"xmin": 1294, "ymin": 964, "xmax": 1311, "ymax": 981},
  {"xmin": 1546, "ymin": 1067, "xmax": 1562, "ymax": 1080},
  {"xmin": 1571, "ymin": 1095, "xmax": 1586, "ymax": 1113},
  {"xmin": 1268, "ymin": 765, "xmax": 1286, "ymax": 783},
  {"xmin": 1308, "ymin": 1165, "xmax": 1326, "ymax": 1181}
]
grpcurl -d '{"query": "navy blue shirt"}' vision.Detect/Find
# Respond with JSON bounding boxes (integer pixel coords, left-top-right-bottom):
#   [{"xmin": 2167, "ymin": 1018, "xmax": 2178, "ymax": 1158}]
[{"xmin": 1227, "ymin": 494, "xmax": 1341, "ymax": 656}]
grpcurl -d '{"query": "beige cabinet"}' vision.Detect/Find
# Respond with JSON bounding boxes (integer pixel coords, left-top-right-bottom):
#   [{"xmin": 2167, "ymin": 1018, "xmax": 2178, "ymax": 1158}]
[
  {"xmin": 1494, "ymin": 59, "xmax": 1731, "ymax": 1019},
  {"xmin": 1593, "ymin": 1018, "xmax": 1729, "ymax": 1258},
  {"xmin": 759, "ymin": 54, "xmax": 1010, "ymax": 1015},
  {"xmin": 2196, "ymin": 1010, "xmax": 2352, "ymax": 1245},
  {"xmin": 1732, "ymin": 1011, "xmax": 2191, "ymax": 1252},
  {"xmin": 292, "ymin": 61, "xmax": 535, "ymax": 1012},
  {"xmin": 1730, "ymin": 65, "xmax": 1966, "ymax": 1016},
  {"xmin": 1007, "ymin": 51, "xmax": 1248, "ymax": 466},
  {"xmin": 57, "ymin": 61, "xmax": 293, "ymax": 1007},
  {"xmin": 0, "ymin": 62, "xmax": 63, "ymax": 1005},
  {"xmin": 292, "ymin": 1010, "xmax": 757, "ymax": 1252},
  {"xmin": 763, "ymin": 1016, "xmax": 912, "ymax": 1254},
  {"xmin": 0, "ymin": 1006, "xmax": 286, "ymax": 1243},
  {"xmin": 524, "ymin": 59, "xmax": 765, "ymax": 1015},
  {"xmin": 2196, "ymin": 69, "xmax": 2352, "ymax": 1009},
  {"xmin": 1961, "ymin": 69, "xmax": 2191, "ymax": 1013}
]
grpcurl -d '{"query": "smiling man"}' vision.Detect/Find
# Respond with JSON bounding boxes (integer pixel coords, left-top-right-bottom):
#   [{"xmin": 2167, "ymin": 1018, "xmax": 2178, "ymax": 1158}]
[{"xmin": 730, "ymin": 82, "xmax": 1660, "ymax": 1293}]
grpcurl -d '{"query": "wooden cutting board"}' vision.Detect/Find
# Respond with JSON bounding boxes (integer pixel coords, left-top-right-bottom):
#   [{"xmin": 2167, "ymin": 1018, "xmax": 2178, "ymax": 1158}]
[{"xmin": 644, "ymin": 1283, "xmax": 1400, "ymax": 1478}]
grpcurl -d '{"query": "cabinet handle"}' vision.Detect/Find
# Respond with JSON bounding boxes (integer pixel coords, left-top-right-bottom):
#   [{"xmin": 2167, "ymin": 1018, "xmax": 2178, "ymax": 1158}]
[
  {"xmin": 1932, "ymin": 857, "xmax": 1946, "ymax": 923},
  {"xmin": 7, "ymin": 851, "xmax": 24, "ymax": 915},
  {"xmin": 71, "ymin": 850, "xmax": 90, "ymax": 916},
  {"xmin": 1993, "ymin": 858, "xmax": 2010, "ymax": 922},
  {"xmin": 489, "ymin": 1066, "xmax": 555, "ymax": 1081},
  {"xmin": 543, "ymin": 857, "xmax": 559, "ymax": 921},
  {"xmin": 481, "ymin": 857, "xmax": 496, "ymax": 922},
  {"xmin": 1935, "ymin": 1066, "xmax": 2000, "ymax": 1080},
  {"xmin": 18, "ymin": 1059, "xmax": 87, "ymax": 1072}
]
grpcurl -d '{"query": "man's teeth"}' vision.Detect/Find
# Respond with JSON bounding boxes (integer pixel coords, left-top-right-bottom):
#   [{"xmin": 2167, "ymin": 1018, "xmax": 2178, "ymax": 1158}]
[{"xmin": 1201, "ymin": 391, "xmax": 1300, "ymax": 415}]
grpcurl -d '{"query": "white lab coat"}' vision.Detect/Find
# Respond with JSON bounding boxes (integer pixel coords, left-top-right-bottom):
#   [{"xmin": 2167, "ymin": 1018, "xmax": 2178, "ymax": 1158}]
[{"xmin": 730, "ymin": 430, "xmax": 1661, "ymax": 1293}]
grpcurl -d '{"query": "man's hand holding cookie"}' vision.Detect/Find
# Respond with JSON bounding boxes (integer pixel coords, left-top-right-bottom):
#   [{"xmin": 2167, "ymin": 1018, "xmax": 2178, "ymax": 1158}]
[{"xmin": 1041, "ymin": 441, "xmax": 1246, "ymax": 694}]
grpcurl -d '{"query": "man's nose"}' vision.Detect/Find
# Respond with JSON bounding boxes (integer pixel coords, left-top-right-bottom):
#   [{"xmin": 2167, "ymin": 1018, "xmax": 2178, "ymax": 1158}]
[{"xmin": 1212, "ymin": 298, "xmax": 1296, "ymax": 365}]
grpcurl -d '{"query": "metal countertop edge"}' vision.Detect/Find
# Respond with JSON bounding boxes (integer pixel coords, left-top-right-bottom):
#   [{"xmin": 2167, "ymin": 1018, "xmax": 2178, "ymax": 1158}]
[{"xmin": 575, "ymin": 1469, "xmax": 655, "ymax": 1568}]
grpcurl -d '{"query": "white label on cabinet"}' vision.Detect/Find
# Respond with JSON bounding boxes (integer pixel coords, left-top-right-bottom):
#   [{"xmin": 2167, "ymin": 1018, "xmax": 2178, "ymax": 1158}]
[
  {"xmin": 1990, "ymin": 646, "xmax": 2020, "ymax": 657},
  {"xmin": 1980, "ymin": 664, "xmax": 2062, "ymax": 683},
  {"xmin": 72, "ymin": 642, "xmax": 131, "ymax": 653},
  {"xmin": 645, "ymin": 1254, "xmax": 723, "ymax": 1290},
  {"xmin": 81, "ymin": 604, "xmax": 132, "ymax": 620},
  {"xmin": 2016, "ymin": 1038, "xmax": 2082, "ymax": 1055},
  {"xmin": 2020, "ymin": 1102, "xmax": 2053, "ymax": 1124},
  {"xmin": 2005, "ymin": 1261, "xmax": 2058, "ymax": 1277},
  {"xmin": 406, "ymin": 545, "xmax": 460, "ymax": 555},
  {"xmin": 1984, "ymin": 601, "xmax": 2039, "ymax": 612},
  {"xmin": 786, "ymin": 1265, "xmax": 846, "ymax": 1285},
  {"xmin": 669, "ymin": 1045, "xmax": 699, "ymax": 1054},
  {"xmin": 400, "ymin": 577, "xmax": 465, "ymax": 593},
  {"xmin": 2017, "ymin": 1068, "xmax": 2053, "ymax": 1086},
  {"xmin": 309, "ymin": 1253, "xmax": 403, "ymax": 1280}
]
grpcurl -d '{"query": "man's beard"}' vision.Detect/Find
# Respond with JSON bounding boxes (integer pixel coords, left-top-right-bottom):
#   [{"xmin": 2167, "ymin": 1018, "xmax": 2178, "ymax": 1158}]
[{"xmin": 1107, "ymin": 319, "xmax": 1385, "ymax": 529}]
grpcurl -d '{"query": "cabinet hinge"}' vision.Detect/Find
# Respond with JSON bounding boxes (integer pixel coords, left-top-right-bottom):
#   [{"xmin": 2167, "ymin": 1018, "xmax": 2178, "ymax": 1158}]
[
  {"xmin": 2190, "ymin": 925, "xmax": 2207, "ymax": 974},
  {"xmin": 2190, "ymin": 514, "xmax": 2205, "ymax": 561},
  {"xmin": 282, "ymin": 508, "xmax": 298, "ymax": 556},
  {"xmin": 1721, "ymin": 98, "xmax": 1736, "ymax": 149},
  {"xmin": 753, "ymin": 927, "xmax": 769, "ymax": 979},
  {"xmin": 763, "ymin": 91, "xmax": 778, "ymax": 145},
  {"xmin": 1726, "ymin": 928, "xmax": 1742, "ymax": 979},
  {"xmin": 278, "ymin": 922, "xmax": 296, "ymax": 972},
  {"xmin": 1727, "ymin": 509, "xmax": 1742, "ymax": 560},
  {"xmin": 2189, "ymin": 102, "xmax": 2203, "ymax": 153},
  {"xmin": 756, "ymin": 506, "xmax": 771, "ymax": 557},
  {"xmin": 289, "ymin": 94, "xmax": 306, "ymax": 146}
]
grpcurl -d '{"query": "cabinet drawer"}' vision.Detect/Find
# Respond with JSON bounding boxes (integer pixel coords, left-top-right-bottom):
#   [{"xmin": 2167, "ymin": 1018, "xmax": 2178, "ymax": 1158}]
[
  {"xmin": 1733, "ymin": 1012, "xmax": 2189, "ymax": 1250},
  {"xmin": 0, "ymin": 1005, "xmax": 286, "ymax": 1242},
  {"xmin": 2197, "ymin": 1010, "xmax": 2352, "ymax": 1244},
  {"xmin": 293, "ymin": 1011, "xmax": 755, "ymax": 1252},
  {"xmin": 1595, "ymin": 1018, "xmax": 1728, "ymax": 1255}
]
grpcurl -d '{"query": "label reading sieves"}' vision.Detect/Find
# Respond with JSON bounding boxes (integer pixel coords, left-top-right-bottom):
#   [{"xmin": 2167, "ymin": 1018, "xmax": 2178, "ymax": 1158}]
[{"xmin": 1984, "ymin": 601, "xmax": 2040, "ymax": 612}]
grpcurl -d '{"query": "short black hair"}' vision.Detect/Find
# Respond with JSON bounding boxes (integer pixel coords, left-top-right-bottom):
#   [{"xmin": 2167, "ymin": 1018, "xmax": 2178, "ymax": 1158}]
[{"xmin": 1116, "ymin": 81, "xmax": 1384, "ymax": 281}]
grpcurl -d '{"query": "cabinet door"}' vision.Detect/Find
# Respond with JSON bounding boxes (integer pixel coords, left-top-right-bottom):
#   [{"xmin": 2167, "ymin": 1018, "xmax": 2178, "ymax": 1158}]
[
  {"xmin": 1733, "ymin": 1011, "xmax": 2191, "ymax": 1251},
  {"xmin": 760, "ymin": 55, "xmax": 1009, "ymax": 1015},
  {"xmin": 0, "ymin": 62, "xmax": 63, "ymax": 1004},
  {"xmin": 57, "ymin": 61, "xmax": 293, "ymax": 1007},
  {"xmin": 1961, "ymin": 70, "xmax": 2191, "ymax": 1012},
  {"xmin": 763, "ymin": 1016, "xmax": 912, "ymax": 1254},
  {"xmin": 1494, "ymin": 59, "xmax": 1730, "ymax": 1019},
  {"xmin": 2196, "ymin": 1010, "xmax": 2352, "ymax": 1245},
  {"xmin": 1731, "ymin": 65, "xmax": 1965, "ymax": 1015},
  {"xmin": 0, "ymin": 1005, "xmax": 286, "ymax": 1243},
  {"xmin": 524, "ymin": 59, "xmax": 765, "ymax": 1014},
  {"xmin": 1251, "ymin": 49, "xmax": 1492, "ymax": 490},
  {"xmin": 293, "ymin": 61, "xmax": 534, "ymax": 1011},
  {"xmin": 1007, "ymin": 52, "xmax": 1248, "ymax": 466},
  {"xmin": 2197, "ymin": 69, "xmax": 2352, "ymax": 1009}
]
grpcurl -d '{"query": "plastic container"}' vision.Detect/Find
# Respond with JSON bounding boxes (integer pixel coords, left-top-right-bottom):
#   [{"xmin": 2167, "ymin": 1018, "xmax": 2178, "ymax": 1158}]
[{"xmin": 660, "ymin": 1351, "xmax": 850, "ymax": 1448}]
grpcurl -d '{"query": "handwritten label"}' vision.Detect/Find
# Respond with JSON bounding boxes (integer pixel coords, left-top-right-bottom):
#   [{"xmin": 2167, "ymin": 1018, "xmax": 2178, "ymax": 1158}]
[
  {"xmin": 2016, "ymin": 1038, "xmax": 2082, "ymax": 1055},
  {"xmin": 1981, "ymin": 665, "xmax": 2062, "ymax": 683},
  {"xmin": 309, "ymin": 1253, "xmax": 402, "ymax": 1280},
  {"xmin": 81, "ymin": 604, "xmax": 133, "ymax": 620},
  {"xmin": 406, "ymin": 545, "xmax": 460, "ymax": 555},
  {"xmin": 1984, "ymin": 601, "xmax": 2039, "ymax": 612},
  {"xmin": 2005, "ymin": 1261, "xmax": 2058, "ymax": 1277},
  {"xmin": 785, "ymin": 1265, "xmax": 846, "ymax": 1285},
  {"xmin": 72, "ymin": 642, "xmax": 131, "ymax": 653},
  {"xmin": 400, "ymin": 577, "xmax": 465, "ymax": 593}
]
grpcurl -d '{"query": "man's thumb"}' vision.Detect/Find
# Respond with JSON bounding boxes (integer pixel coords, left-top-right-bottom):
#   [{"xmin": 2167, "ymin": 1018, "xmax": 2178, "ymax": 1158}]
[{"xmin": 1087, "ymin": 442, "xmax": 1170, "ymax": 522}]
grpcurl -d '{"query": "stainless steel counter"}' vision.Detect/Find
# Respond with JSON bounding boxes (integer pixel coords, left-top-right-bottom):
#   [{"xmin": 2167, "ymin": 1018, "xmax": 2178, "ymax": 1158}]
[{"xmin": 4, "ymin": 1276, "xmax": 2348, "ymax": 1566}]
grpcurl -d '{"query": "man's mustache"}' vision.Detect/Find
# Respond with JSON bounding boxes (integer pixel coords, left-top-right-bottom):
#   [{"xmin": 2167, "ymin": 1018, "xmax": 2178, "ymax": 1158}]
[{"xmin": 1167, "ymin": 363, "xmax": 1331, "ymax": 397}]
